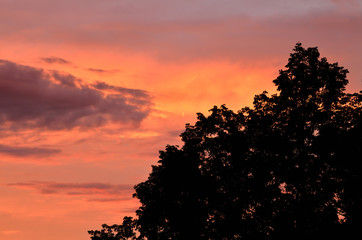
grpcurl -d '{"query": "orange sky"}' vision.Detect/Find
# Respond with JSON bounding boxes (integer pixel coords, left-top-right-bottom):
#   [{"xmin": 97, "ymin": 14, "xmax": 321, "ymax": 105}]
[{"xmin": 0, "ymin": 0, "xmax": 361, "ymax": 240}]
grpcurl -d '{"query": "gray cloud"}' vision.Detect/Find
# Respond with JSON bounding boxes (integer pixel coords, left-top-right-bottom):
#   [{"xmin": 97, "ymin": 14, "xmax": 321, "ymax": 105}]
[
  {"xmin": 0, "ymin": 59, "xmax": 152, "ymax": 130},
  {"xmin": 0, "ymin": 144, "xmax": 61, "ymax": 157},
  {"xmin": 40, "ymin": 57, "xmax": 71, "ymax": 65},
  {"xmin": 92, "ymin": 81, "xmax": 150, "ymax": 99}
]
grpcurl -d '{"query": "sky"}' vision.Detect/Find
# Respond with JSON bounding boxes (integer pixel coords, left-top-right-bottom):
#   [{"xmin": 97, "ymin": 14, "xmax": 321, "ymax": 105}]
[{"xmin": 0, "ymin": 0, "xmax": 361, "ymax": 239}]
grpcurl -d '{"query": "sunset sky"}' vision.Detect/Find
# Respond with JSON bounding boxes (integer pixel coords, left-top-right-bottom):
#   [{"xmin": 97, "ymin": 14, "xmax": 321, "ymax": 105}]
[{"xmin": 0, "ymin": 0, "xmax": 361, "ymax": 239}]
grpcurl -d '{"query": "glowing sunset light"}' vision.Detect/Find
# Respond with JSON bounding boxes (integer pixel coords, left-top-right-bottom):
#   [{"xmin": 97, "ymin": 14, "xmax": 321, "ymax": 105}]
[{"xmin": 1, "ymin": 0, "xmax": 361, "ymax": 239}]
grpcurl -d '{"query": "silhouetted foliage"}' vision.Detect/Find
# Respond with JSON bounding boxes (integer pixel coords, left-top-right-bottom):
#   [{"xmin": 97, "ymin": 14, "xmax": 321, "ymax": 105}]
[
  {"xmin": 89, "ymin": 43, "xmax": 361, "ymax": 239},
  {"xmin": 88, "ymin": 217, "xmax": 138, "ymax": 240}
]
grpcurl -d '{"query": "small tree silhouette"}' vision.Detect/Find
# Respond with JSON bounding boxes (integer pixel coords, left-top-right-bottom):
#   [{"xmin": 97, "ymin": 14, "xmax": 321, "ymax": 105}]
[
  {"xmin": 89, "ymin": 43, "xmax": 361, "ymax": 239},
  {"xmin": 88, "ymin": 217, "xmax": 138, "ymax": 240}
]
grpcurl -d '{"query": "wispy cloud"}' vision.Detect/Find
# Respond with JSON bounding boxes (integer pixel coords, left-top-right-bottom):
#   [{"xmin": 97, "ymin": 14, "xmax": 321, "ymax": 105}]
[
  {"xmin": 87, "ymin": 197, "xmax": 132, "ymax": 202},
  {"xmin": 92, "ymin": 81, "xmax": 150, "ymax": 99},
  {"xmin": 1, "ymin": 230, "xmax": 19, "ymax": 236},
  {"xmin": 0, "ymin": 144, "xmax": 61, "ymax": 157},
  {"xmin": 40, "ymin": 57, "xmax": 71, "ymax": 65},
  {"xmin": 87, "ymin": 68, "xmax": 119, "ymax": 74},
  {"xmin": 8, "ymin": 181, "xmax": 134, "ymax": 197}
]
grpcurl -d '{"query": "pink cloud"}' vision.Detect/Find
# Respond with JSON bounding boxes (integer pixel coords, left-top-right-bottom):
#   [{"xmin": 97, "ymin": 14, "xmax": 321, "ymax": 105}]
[{"xmin": 0, "ymin": 0, "xmax": 354, "ymax": 63}]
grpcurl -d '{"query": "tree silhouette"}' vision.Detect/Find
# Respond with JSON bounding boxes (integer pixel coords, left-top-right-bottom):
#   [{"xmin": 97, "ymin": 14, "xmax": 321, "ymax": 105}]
[{"xmin": 89, "ymin": 43, "xmax": 361, "ymax": 239}]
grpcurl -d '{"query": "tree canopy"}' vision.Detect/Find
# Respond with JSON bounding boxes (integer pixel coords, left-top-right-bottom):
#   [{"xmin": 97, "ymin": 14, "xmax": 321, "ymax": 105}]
[{"xmin": 89, "ymin": 43, "xmax": 362, "ymax": 240}]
